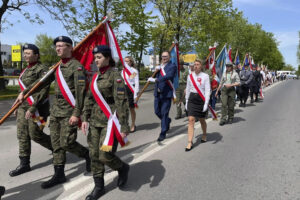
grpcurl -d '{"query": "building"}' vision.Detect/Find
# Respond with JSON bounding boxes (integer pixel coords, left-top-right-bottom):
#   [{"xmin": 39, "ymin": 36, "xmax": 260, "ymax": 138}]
[{"xmin": 1, "ymin": 44, "xmax": 11, "ymax": 65}]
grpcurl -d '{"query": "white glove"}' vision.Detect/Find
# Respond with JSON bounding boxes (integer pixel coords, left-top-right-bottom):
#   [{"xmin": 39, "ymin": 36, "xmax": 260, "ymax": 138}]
[
  {"xmin": 155, "ymin": 65, "xmax": 161, "ymax": 70},
  {"xmin": 203, "ymin": 103, "xmax": 208, "ymax": 112},
  {"xmin": 147, "ymin": 77, "xmax": 156, "ymax": 83},
  {"xmin": 185, "ymin": 100, "xmax": 188, "ymax": 111}
]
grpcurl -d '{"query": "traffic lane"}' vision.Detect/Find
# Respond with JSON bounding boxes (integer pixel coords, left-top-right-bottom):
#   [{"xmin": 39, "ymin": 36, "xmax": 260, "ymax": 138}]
[{"xmin": 89, "ymin": 80, "xmax": 299, "ymax": 200}]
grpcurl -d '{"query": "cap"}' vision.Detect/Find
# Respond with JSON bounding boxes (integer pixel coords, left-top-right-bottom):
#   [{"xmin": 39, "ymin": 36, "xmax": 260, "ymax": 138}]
[
  {"xmin": 53, "ymin": 36, "xmax": 73, "ymax": 46},
  {"xmin": 22, "ymin": 44, "xmax": 39, "ymax": 54},
  {"xmin": 92, "ymin": 45, "xmax": 111, "ymax": 55}
]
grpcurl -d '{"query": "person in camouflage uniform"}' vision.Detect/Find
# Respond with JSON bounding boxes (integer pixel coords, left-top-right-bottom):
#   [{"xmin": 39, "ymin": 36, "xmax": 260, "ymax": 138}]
[
  {"xmin": 215, "ymin": 62, "xmax": 240, "ymax": 126},
  {"xmin": 10, "ymin": 44, "xmax": 52, "ymax": 177},
  {"xmin": 19, "ymin": 36, "xmax": 91, "ymax": 189},
  {"xmin": 81, "ymin": 45, "xmax": 130, "ymax": 200},
  {"xmin": 175, "ymin": 60, "xmax": 188, "ymax": 119}
]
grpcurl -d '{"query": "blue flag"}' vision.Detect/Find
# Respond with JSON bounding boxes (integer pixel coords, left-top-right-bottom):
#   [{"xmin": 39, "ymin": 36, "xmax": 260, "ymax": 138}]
[
  {"xmin": 216, "ymin": 45, "xmax": 227, "ymax": 79},
  {"xmin": 170, "ymin": 44, "xmax": 179, "ymax": 89},
  {"xmin": 235, "ymin": 53, "xmax": 240, "ymax": 65}
]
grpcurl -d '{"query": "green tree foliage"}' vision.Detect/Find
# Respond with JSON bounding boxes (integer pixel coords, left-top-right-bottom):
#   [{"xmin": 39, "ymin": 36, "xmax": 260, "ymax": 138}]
[
  {"xmin": 118, "ymin": 0, "xmax": 154, "ymax": 71},
  {"xmin": 282, "ymin": 64, "xmax": 295, "ymax": 71},
  {"xmin": 35, "ymin": 34, "xmax": 59, "ymax": 67}
]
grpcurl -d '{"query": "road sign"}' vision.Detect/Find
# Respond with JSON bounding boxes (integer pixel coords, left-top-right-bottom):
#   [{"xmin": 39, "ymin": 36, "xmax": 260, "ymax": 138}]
[{"xmin": 11, "ymin": 45, "xmax": 22, "ymax": 62}]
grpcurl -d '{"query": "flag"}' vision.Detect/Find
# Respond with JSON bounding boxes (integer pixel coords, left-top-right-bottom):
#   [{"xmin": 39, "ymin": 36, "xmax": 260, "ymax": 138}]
[
  {"xmin": 72, "ymin": 23, "xmax": 107, "ymax": 72},
  {"xmin": 234, "ymin": 50, "xmax": 241, "ymax": 69},
  {"xmin": 249, "ymin": 54, "xmax": 253, "ymax": 70},
  {"xmin": 206, "ymin": 44, "xmax": 219, "ymax": 90},
  {"xmin": 216, "ymin": 44, "xmax": 227, "ymax": 80},
  {"xmin": 170, "ymin": 43, "xmax": 180, "ymax": 89},
  {"xmin": 228, "ymin": 45, "xmax": 232, "ymax": 62}
]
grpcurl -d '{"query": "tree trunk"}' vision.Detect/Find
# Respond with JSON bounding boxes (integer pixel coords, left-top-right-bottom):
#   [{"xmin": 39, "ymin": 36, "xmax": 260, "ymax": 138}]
[{"xmin": 0, "ymin": 41, "xmax": 6, "ymax": 90}]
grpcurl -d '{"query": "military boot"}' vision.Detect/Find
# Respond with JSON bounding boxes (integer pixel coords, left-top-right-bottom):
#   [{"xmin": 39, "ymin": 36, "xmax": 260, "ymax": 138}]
[
  {"xmin": 41, "ymin": 165, "xmax": 66, "ymax": 189},
  {"xmin": 0, "ymin": 186, "xmax": 5, "ymax": 198},
  {"xmin": 117, "ymin": 163, "xmax": 130, "ymax": 188},
  {"xmin": 85, "ymin": 177, "xmax": 105, "ymax": 200},
  {"xmin": 9, "ymin": 156, "xmax": 31, "ymax": 177},
  {"xmin": 85, "ymin": 151, "xmax": 91, "ymax": 172}
]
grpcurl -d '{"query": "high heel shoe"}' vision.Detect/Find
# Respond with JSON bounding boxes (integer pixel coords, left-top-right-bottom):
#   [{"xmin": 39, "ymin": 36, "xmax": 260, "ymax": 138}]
[
  {"xmin": 201, "ymin": 135, "xmax": 207, "ymax": 143},
  {"xmin": 185, "ymin": 141, "xmax": 193, "ymax": 152},
  {"xmin": 130, "ymin": 126, "xmax": 137, "ymax": 133}
]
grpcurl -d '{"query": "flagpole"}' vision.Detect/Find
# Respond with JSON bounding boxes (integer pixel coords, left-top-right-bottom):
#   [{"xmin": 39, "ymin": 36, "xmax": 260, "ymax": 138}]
[
  {"xmin": 216, "ymin": 43, "xmax": 226, "ymax": 60},
  {"xmin": 0, "ymin": 16, "xmax": 111, "ymax": 126},
  {"xmin": 234, "ymin": 49, "xmax": 238, "ymax": 64},
  {"xmin": 241, "ymin": 53, "xmax": 247, "ymax": 68}
]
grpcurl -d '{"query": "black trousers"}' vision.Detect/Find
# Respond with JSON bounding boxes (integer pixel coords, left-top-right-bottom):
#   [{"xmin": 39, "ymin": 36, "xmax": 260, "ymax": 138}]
[
  {"xmin": 250, "ymin": 85, "xmax": 259, "ymax": 100},
  {"xmin": 239, "ymin": 85, "xmax": 249, "ymax": 103}
]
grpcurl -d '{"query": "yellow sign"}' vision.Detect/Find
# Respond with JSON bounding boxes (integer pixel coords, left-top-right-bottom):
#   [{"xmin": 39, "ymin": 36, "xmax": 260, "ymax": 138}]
[
  {"xmin": 11, "ymin": 45, "xmax": 22, "ymax": 62},
  {"xmin": 182, "ymin": 54, "xmax": 197, "ymax": 63}
]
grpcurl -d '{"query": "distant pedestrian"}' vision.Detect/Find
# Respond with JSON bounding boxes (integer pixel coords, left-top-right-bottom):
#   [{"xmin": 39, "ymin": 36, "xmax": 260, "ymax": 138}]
[
  {"xmin": 121, "ymin": 56, "xmax": 139, "ymax": 132},
  {"xmin": 215, "ymin": 62, "xmax": 240, "ymax": 126},
  {"xmin": 185, "ymin": 59, "xmax": 210, "ymax": 151}
]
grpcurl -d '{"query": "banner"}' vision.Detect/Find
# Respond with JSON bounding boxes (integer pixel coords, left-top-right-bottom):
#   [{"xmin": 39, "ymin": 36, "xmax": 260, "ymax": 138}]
[{"xmin": 170, "ymin": 43, "xmax": 180, "ymax": 89}]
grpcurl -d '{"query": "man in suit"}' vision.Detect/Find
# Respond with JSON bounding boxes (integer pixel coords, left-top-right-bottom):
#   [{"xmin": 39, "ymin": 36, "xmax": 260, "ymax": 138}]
[{"xmin": 148, "ymin": 51, "xmax": 177, "ymax": 142}]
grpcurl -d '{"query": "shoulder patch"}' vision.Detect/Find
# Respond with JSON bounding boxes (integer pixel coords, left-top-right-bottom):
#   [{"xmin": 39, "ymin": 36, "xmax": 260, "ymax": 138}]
[
  {"xmin": 116, "ymin": 79, "xmax": 122, "ymax": 83},
  {"xmin": 117, "ymin": 87, "xmax": 125, "ymax": 95}
]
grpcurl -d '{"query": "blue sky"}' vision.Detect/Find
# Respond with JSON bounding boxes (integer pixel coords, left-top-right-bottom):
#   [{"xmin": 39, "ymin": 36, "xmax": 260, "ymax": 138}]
[{"xmin": 1, "ymin": 0, "xmax": 299, "ymax": 68}]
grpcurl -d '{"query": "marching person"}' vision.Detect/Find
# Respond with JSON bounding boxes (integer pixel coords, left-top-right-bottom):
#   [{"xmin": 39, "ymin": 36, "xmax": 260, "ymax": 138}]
[
  {"xmin": 81, "ymin": 45, "xmax": 130, "ymax": 200},
  {"xmin": 185, "ymin": 59, "xmax": 210, "ymax": 151},
  {"xmin": 147, "ymin": 51, "xmax": 177, "ymax": 142},
  {"xmin": 18, "ymin": 36, "xmax": 91, "ymax": 188},
  {"xmin": 10, "ymin": 44, "xmax": 52, "ymax": 177},
  {"xmin": 249, "ymin": 65, "xmax": 261, "ymax": 103},
  {"xmin": 175, "ymin": 60, "xmax": 188, "ymax": 120},
  {"xmin": 121, "ymin": 56, "xmax": 139, "ymax": 132},
  {"xmin": 215, "ymin": 62, "xmax": 240, "ymax": 126},
  {"xmin": 239, "ymin": 63, "xmax": 253, "ymax": 107}
]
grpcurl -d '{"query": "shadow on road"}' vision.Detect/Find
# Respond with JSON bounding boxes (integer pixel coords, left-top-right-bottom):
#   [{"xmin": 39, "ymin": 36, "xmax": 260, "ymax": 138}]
[
  {"xmin": 234, "ymin": 108, "xmax": 243, "ymax": 114},
  {"xmin": 232, "ymin": 117, "xmax": 246, "ymax": 123},
  {"xmin": 137, "ymin": 122, "xmax": 160, "ymax": 131},
  {"xmin": 193, "ymin": 132, "xmax": 223, "ymax": 148},
  {"xmin": 105, "ymin": 159, "xmax": 165, "ymax": 194}
]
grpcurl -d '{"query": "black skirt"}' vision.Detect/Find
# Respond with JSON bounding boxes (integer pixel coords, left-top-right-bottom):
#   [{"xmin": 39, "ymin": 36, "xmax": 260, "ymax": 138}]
[
  {"xmin": 125, "ymin": 85, "xmax": 135, "ymax": 108},
  {"xmin": 187, "ymin": 93, "xmax": 207, "ymax": 118}
]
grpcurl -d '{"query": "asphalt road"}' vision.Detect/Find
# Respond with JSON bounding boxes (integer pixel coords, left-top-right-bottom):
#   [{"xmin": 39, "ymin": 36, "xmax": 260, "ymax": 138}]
[{"xmin": 0, "ymin": 80, "xmax": 299, "ymax": 200}]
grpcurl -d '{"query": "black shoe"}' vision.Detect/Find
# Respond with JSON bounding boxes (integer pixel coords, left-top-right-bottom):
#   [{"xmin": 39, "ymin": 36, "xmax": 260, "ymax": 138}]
[
  {"xmin": 9, "ymin": 156, "xmax": 31, "ymax": 177},
  {"xmin": 157, "ymin": 134, "xmax": 166, "ymax": 142},
  {"xmin": 85, "ymin": 152, "xmax": 91, "ymax": 173},
  {"xmin": 185, "ymin": 142, "xmax": 193, "ymax": 151},
  {"xmin": 85, "ymin": 177, "xmax": 105, "ymax": 200},
  {"xmin": 250, "ymin": 99, "xmax": 254, "ymax": 103},
  {"xmin": 117, "ymin": 163, "xmax": 130, "ymax": 188},
  {"xmin": 0, "ymin": 186, "xmax": 5, "ymax": 198},
  {"xmin": 219, "ymin": 121, "xmax": 226, "ymax": 126},
  {"xmin": 41, "ymin": 165, "xmax": 66, "ymax": 189},
  {"xmin": 255, "ymin": 98, "xmax": 258, "ymax": 102},
  {"xmin": 227, "ymin": 119, "xmax": 233, "ymax": 124}
]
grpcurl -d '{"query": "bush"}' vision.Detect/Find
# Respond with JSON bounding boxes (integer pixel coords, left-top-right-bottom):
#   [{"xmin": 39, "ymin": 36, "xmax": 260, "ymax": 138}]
[{"xmin": 139, "ymin": 68, "xmax": 153, "ymax": 80}]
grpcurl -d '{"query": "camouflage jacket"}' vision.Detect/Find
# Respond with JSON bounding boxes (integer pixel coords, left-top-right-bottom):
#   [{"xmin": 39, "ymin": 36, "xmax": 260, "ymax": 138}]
[
  {"xmin": 82, "ymin": 67, "xmax": 130, "ymax": 133},
  {"xmin": 44, "ymin": 58, "xmax": 86, "ymax": 118},
  {"xmin": 20, "ymin": 62, "xmax": 50, "ymax": 114},
  {"xmin": 180, "ymin": 68, "xmax": 189, "ymax": 86}
]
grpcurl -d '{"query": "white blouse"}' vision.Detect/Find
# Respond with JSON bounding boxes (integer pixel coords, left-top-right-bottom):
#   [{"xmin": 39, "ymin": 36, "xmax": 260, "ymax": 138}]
[
  {"xmin": 121, "ymin": 66, "xmax": 140, "ymax": 99},
  {"xmin": 186, "ymin": 71, "xmax": 211, "ymax": 105}
]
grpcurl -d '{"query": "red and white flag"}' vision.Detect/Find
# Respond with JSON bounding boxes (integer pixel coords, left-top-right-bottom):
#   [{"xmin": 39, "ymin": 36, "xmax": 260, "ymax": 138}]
[{"xmin": 205, "ymin": 43, "xmax": 219, "ymax": 90}]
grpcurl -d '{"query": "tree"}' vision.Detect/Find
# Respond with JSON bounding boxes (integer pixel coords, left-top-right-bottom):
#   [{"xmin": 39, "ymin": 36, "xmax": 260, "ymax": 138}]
[
  {"xmin": 35, "ymin": 34, "xmax": 59, "ymax": 67},
  {"xmin": 119, "ymin": 0, "xmax": 154, "ymax": 71},
  {"xmin": 0, "ymin": 0, "xmax": 43, "ymax": 90},
  {"xmin": 297, "ymin": 31, "xmax": 300, "ymax": 64},
  {"xmin": 282, "ymin": 64, "xmax": 295, "ymax": 71}
]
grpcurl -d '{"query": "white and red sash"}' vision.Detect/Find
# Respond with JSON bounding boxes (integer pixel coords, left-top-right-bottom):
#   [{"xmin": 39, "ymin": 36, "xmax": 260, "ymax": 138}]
[
  {"xmin": 18, "ymin": 68, "xmax": 46, "ymax": 129},
  {"xmin": 90, "ymin": 73, "xmax": 130, "ymax": 152},
  {"xmin": 189, "ymin": 74, "xmax": 218, "ymax": 120},
  {"xmin": 56, "ymin": 65, "xmax": 76, "ymax": 108},
  {"xmin": 160, "ymin": 67, "xmax": 176, "ymax": 100}
]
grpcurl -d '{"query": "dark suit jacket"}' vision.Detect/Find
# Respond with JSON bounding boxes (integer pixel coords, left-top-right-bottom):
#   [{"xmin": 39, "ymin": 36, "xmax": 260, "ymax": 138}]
[{"xmin": 154, "ymin": 61, "xmax": 177, "ymax": 98}]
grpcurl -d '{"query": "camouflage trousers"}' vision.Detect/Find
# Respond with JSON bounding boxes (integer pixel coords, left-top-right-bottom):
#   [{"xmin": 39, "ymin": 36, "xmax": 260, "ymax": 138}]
[
  {"xmin": 87, "ymin": 126, "xmax": 124, "ymax": 178},
  {"xmin": 17, "ymin": 107, "xmax": 52, "ymax": 157},
  {"xmin": 49, "ymin": 116, "xmax": 88, "ymax": 165},
  {"xmin": 220, "ymin": 87, "xmax": 236, "ymax": 122},
  {"xmin": 175, "ymin": 85, "xmax": 186, "ymax": 118}
]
